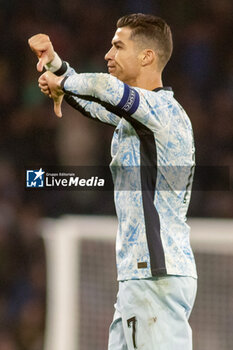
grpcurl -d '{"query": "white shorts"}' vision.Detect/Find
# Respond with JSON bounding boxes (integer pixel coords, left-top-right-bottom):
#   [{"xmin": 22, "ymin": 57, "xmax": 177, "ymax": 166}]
[{"xmin": 108, "ymin": 276, "xmax": 197, "ymax": 350}]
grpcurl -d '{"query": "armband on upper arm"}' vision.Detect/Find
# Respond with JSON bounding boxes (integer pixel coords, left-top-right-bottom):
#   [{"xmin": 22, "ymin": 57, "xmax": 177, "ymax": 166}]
[{"xmin": 117, "ymin": 84, "xmax": 140, "ymax": 115}]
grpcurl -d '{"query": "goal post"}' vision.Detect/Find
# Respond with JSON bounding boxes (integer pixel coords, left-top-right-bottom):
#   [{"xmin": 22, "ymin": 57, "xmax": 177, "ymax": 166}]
[
  {"xmin": 40, "ymin": 216, "xmax": 233, "ymax": 350},
  {"xmin": 41, "ymin": 216, "xmax": 118, "ymax": 350}
]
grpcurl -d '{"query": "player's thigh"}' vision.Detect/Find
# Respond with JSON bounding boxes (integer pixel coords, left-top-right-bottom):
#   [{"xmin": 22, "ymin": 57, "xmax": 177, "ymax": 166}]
[
  {"xmin": 108, "ymin": 309, "xmax": 128, "ymax": 350},
  {"xmin": 118, "ymin": 276, "xmax": 197, "ymax": 350}
]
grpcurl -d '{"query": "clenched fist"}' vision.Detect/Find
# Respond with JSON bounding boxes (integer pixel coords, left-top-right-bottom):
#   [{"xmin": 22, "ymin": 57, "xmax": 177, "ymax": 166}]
[{"xmin": 28, "ymin": 34, "xmax": 55, "ymax": 72}]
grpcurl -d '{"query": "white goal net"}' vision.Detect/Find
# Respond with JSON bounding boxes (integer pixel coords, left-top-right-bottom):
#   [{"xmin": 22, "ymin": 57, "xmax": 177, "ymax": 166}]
[{"xmin": 41, "ymin": 216, "xmax": 233, "ymax": 350}]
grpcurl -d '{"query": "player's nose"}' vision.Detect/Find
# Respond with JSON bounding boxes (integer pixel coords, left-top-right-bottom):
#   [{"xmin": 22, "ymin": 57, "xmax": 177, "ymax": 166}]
[{"xmin": 104, "ymin": 47, "xmax": 114, "ymax": 61}]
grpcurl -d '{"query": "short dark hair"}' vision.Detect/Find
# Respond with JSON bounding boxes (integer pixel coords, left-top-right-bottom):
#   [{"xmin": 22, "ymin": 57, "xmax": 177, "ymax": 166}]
[{"xmin": 117, "ymin": 13, "xmax": 173, "ymax": 70}]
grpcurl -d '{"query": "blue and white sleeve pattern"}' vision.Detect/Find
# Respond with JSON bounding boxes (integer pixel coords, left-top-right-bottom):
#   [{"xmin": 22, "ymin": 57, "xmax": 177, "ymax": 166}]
[
  {"xmin": 50, "ymin": 62, "xmax": 121, "ymax": 126},
  {"xmin": 64, "ymin": 94, "xmax": 121, "ymax": 127},
  {"xmin": 61, "ymin": 73, "xmax": 143, "ymax": 119},
  {"xmin": 61, "ymin": 73, "xmax": 174, "ymax": 132}
]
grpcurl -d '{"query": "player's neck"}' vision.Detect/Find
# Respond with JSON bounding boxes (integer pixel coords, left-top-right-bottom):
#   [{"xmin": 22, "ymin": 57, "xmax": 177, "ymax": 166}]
[{"xmin": 127, "ymin": 72, "xmax": 163, "ymax": 91}]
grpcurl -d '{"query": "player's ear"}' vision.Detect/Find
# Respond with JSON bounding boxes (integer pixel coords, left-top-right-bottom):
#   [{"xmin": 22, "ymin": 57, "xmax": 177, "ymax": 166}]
[{"xmin": 141, "ymin": 49, "xmax": 155, "ymax": 67}]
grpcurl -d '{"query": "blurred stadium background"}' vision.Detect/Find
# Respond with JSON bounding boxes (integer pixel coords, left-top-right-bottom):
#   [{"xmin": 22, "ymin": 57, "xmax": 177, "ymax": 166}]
[{"xmin": 0, "ymin": 0, "xmax": 232, "ymax": 349}]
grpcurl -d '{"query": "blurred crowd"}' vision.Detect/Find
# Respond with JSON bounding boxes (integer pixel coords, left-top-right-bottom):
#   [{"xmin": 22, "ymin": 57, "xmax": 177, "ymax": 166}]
[{"xmin": 0, "ymin": 0, "xmax": 232, "ymax": 348}]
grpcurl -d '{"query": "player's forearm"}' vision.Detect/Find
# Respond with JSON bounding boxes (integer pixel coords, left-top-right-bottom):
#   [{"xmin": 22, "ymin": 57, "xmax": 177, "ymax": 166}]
[
  {"xmin": 44, "ymin": 58, "xmax": 121, "ymax": 125},
  {"xmin": 46, "ymin": 55, "xmax": 124, "ymax": 105},
  {"xmin": 61, "ymin": 73, "xmax": 126, "ymax": 107}
]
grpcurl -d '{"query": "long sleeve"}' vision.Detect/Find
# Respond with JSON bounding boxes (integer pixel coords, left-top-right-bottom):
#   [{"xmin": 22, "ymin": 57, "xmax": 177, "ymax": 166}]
[
  {"xmin": 48, "ymin": 58, "xmax": 173, "ymax": 131},
  {"xmin": 47, "ymin": 59, "xmax": 121, "ymax": 127},
  {"xmin": 61, "ymin": 72, "xmax": 173, "ymax": 132},
  {"xmin": 64, "ymin": 94, "xmax": 121, "ymax": 127}
]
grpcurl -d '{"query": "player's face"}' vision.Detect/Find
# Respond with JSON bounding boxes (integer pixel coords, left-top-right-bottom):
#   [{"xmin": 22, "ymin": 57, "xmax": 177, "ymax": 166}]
[{"xmin": 105, "ymin": 27, "xmax": 142, "ymax": 85}]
